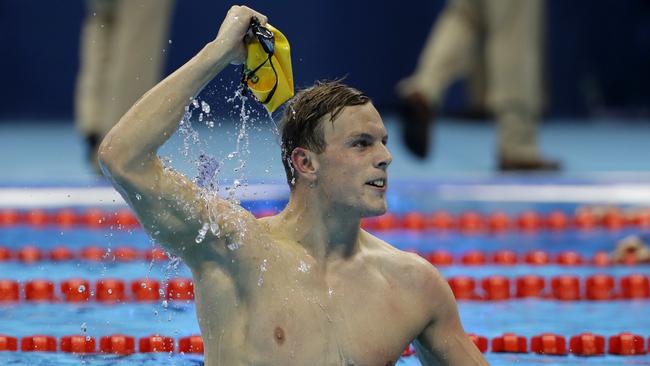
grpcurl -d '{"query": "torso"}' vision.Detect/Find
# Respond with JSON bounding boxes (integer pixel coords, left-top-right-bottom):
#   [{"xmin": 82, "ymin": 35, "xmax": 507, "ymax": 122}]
[{"xmin": 190, "ymin": 218, "xmax": 433, "ymax": 366}]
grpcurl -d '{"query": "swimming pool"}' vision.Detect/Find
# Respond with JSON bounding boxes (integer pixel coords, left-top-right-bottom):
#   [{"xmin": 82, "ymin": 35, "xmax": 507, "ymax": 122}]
[{"xmin": 1, "ymin": 187, "xmax": 650, "ymax": 366}]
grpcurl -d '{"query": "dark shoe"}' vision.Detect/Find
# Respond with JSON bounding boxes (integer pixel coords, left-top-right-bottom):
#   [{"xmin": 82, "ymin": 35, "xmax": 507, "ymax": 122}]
[
  {"xmin": 399, "ymin": 92, "xmax": 435, "ymax": 159},
  {"xmin": 499, "ymin": 156, "xmax": 562, "ymax": 172}
]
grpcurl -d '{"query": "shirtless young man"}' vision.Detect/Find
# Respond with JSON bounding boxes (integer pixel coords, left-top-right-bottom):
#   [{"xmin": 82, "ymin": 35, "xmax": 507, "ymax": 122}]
[{"xmin": 98, "ymin": 5, "xmax": 488, "ymax": 366}]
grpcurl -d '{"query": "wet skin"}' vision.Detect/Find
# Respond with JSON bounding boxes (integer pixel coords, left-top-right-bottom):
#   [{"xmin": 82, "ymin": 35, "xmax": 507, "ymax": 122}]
[{"xmin": 98, "ymin": 6, "xmax": 488, "ymax": 365}]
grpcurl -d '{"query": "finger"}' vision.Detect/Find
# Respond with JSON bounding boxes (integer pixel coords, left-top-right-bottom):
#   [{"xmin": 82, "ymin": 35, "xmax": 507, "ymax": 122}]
[{"xmin": 239, "ymin": 5, "xmax": 268, "ymax": 25}]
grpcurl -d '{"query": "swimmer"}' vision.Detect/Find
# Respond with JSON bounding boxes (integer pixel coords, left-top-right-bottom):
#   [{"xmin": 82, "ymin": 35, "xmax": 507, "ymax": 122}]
[
  {"xmin": 612, "ymin": 235, "xmax": 650, "ymax": 264},
  {"xmin": 98, "ymin": 6, "xmax": 487, "ymax": 366}
]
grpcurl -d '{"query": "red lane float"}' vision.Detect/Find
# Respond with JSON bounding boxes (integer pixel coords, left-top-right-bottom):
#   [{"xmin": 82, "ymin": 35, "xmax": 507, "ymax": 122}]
[
  {"xmin": 516, "ymin": 275, "xmax": 546, "ymax": 298},
  {"xmin": 21, "ymin": 335, "xmax": 57, "ymax": 352},
  {"xmin": 7, "ymin": 208, "xmax": 650, "ymax": 232},
  {"xmin": 0, "ymin": 280, "xmax": 19, "ymax": 302},
  {"xmin": 531, "ymin": 333, "xmax": 567, "ymax": 355},
  {"xmin": 81, "ymin": 209, "xmax": 109, "ymax": 228},
  {"xmin": 556, "ymin": 251, "xmax": 583, "ymax": 266},
  {"xmin": 112, "ymin": 246, "xmax": 141, "ymax": 262},
  {"xmin": 139, "ymin": 334, "xmax": 175, "ymax": 353},
  {"xmin": 546, "ymin": 210, "xmax": 569, "ymax": 230},
  {"xmin": 0, "ymin": 334, "xmax": 18, "ymax": 351},
  {"xmin": 492, "ymin": 333, "xmax": 528, "ymax": 353},
  {"xmin": 0, "ymin": 246, "xmax": 12, "ymax": 261},
  {"xmin": 54, "ymin": 209, "xmax": 78, "ymax": 227},
  {"xmin": 425, "ymin": 251, "xmax": 453, "ymax": 266},
  {"xmin": 25, "ymin": 280, "xmax": 57, "ymax": 302},
  {"xmin": 585, "ymin": 274, "xmax": 616, "ymax": 300},
  {"xmin": 517, "ymin": 211, "xmax": 543, "ymax": 231},
  {"xmin": 2, "ymin": 333, "xmax": 650, "ymax": 356},
  {"xmin": 569, "ymin": 333, "xmax": 605, "ymax": 356},
  {"xmin": 49, "ymin": 246, "xmax": 75, "ymax": 261},
  {"xmin": 448, "ymin": 276, "xmax": 477, "ymax": 300},
  {"xmin": 61, "ymin": 279, "xmax": 91, "ymax": 302},
  {"xmin": 60, "ymin": 335, "xmax": 96, "ymax": 354},
  {"xmin": 458, "ymin": 211, "xmax": 484, "ymax": 233},
  {"xmin": 0, "ymin": 209, "xmax": 21, "ymax": 226},
  {"xmin": 80, "ymin": 246, "xmax": 107, "ymax": 262},
  {"xmin": 179, "ymin": 335, "xmax": 204, "ymax": 354},
  {"xmin": 25, "ymin": 210, "xmax": 50, "ymax": 226},
  {"xmin": 131, "ymin": 279, "xmax": 161, "ymax": 302},
  {"xmin": 487, "ymin": 212, "xmax": 510, "ymax": 232},
  {"xmin": 621, "ymin": 274, "xmax": 650, "ymax": 299},
  {"xmin": 166, "ymin": 278, "xmax": 194, "ymax": 301},
  {"xmin": 100, "ymin": 334, "xmax": 135, "ymax": 355},
  {"xmin": 17, "ymin": 245, "xmax": 42, "ymax": 263},
  {"xmin": 0, "ymin": 244, "xmax": 644, "ymax": 268},
  {"xmin": 428, "ymin": 211, "xmax": 455, "ymax": 230},
  {"xmin": 492, "ymin": 250, "xmax": 517, "ymax": 265},
  {"xmin": 96, "ymin": 279, "xmax": 126, "ymax": 303},
  {"xmin": 609, "ymin": 332, "xmax": 646, "ymax": 355},
  {"xmin": 525, "ymin": 250, "xmax": 550, "ymax": 265},
  {"xmin": 551, "ymin": 275, "xmax": 581, "ymax": 301},
  {"xmin": 461, "ymin": 251, "xmax": 486, "ymax": 266},
  {"xmin": 3, "ymin": 275, "xmax": 650, "ymax": 303},
  {"xmin": 481, "ymin": 276, "xmax": 510, "ymax": 300},
  {"xmin": 402, "ymin": 212, "xmax": 426, "ymax": 231}
]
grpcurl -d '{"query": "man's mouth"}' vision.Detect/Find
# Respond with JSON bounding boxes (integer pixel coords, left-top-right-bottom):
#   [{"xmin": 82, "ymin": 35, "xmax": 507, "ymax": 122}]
[{"xmin": 366, "ymin": 178, "xmax": 386, "ymax": 188}]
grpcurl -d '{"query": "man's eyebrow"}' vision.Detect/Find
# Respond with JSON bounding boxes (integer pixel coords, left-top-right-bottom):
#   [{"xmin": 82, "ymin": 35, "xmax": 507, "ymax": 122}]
[{"xmin": 347, "ymin": 132, "xmax": 389, "ymax": 140}]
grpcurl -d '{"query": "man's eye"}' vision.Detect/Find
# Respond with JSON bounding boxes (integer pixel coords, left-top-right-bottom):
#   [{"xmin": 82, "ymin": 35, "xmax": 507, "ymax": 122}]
[{"xmin": 353, "ymin": 140, "xmax": 370, "ymax": 147}]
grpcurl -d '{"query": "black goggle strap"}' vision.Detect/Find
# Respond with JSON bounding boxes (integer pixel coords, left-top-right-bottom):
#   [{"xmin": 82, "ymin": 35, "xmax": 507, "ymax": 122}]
[{"xmin": 242, "ymin": 53, "xmax": 278, "ymax": 105}]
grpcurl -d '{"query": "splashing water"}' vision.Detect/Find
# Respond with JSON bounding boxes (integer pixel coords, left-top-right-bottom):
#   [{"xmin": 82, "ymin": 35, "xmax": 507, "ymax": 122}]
[
  {"xmin": 257, "ymin": 259, "xmax": 268, "ymax": 287},
  {"xmin": 298, "ymin": 260, "xmax": 311, "ymax": 273},
  {"xmin": 176, "ymin": 80, "xmax": 279, "ymax": 256}
]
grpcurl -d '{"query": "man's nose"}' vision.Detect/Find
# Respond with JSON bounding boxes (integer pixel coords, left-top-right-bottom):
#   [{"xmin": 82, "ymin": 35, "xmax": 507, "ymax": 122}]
[{"xmin": 375, "ymin": 145, "xmax": 392, "ymax": 170}]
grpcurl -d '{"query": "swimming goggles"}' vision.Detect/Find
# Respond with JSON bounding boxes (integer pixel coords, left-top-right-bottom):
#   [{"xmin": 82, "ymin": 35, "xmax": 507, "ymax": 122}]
[{"xmin": 242, "ymin": 17, "xmax": 278, "ymax": 105}]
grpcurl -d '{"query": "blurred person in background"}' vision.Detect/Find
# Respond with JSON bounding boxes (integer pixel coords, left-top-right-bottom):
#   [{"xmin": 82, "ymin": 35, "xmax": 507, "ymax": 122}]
[
  {"xmin": 397, "ymin": 0, "xmax": 560, "ymax": 172},
  {"xmin": 75, "ymin": 0, "xmax": 175, "ymax": 173}
]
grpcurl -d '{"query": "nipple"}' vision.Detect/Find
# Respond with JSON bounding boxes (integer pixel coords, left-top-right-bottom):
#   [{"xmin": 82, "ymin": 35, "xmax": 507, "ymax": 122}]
[{"xmin": 274, "ymin": 326, "xmax": 285, "ymax": 345}]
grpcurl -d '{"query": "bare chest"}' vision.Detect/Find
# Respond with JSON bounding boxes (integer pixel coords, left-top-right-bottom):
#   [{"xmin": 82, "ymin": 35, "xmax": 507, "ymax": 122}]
[{"xmin": 239, "ymin": 264, "xmax": 421, "ymax": 366}]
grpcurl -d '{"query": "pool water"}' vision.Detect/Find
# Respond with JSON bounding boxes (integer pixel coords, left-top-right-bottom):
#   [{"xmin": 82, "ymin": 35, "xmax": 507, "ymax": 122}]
[{"xmin": 1, "ymin": 206, "xmax": 650, "ymax": 366}]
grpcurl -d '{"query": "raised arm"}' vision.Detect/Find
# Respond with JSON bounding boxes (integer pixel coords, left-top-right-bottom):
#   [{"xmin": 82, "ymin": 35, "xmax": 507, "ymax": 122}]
[
  {"xmin": 98, "ymin": 6, "xmax": 267, "ymax": 266},
  {"xmin": 414, "ymin": 266, "xmax": 489, "ymax": 365}
]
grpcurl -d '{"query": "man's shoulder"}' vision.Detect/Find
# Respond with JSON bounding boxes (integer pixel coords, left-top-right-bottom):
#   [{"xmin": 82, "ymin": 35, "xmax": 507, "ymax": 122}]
[{"xmin": 362, "ymin": 230, "xmax": 445, "ymax": 292}]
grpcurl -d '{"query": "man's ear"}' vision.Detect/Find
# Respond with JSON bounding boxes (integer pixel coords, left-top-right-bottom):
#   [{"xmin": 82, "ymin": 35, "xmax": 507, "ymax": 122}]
[{"xmin": 291, "ymin": 147, "xmax": 318, "ymax": 183}]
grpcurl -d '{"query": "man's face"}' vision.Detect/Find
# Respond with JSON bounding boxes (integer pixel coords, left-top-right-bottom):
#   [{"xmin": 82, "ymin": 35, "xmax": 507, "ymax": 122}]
[{"xmin": 315, "ymin": 103, "xmax": 392, "ymax": 217}]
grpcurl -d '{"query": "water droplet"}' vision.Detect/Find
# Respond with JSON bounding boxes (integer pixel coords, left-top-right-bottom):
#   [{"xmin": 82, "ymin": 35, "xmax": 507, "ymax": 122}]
[
  {"xmin": 77, "ymin": 285, "xmax": 86, "ymax": 293},
  {"xmin": 201, "ymin": 101, "xmax": 211, "ymax": 114},
  {"xmin": 195, "ymin": 222, "xmax": 210, "ymax": 243},
  {"xmin": 298, "ymin": 260, "xmax": 310, "ymax": 273},
  {"xmin": 135, "ymin": 193, "xmax": 142, "ymax": 200}
]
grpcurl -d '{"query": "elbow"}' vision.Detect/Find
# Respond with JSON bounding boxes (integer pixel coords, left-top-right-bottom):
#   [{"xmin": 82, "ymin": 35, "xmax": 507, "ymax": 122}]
[{"xmin": 97, "ymin": 135, "xmax": 127, "ymax": 179}]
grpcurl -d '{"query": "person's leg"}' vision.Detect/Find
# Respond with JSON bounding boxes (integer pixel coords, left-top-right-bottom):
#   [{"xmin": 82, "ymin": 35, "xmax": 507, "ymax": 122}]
[
  {"xmin": 397, "ymin": 0, "xmax": 482, "ymax": 158},
  {"xmin": 99, "ymin": 0, "xmax": 175, "ymax": 137},
  {"xmin": 399, "ymin": 0, "xmax": 481, "ymax": 105},
  {"xmin": 484, "ymin": 0, "xmax": 559, "ymax": 170},
  {"xmin": 74, "ymin": 0, "xmax": 117, "ymax": 167}
]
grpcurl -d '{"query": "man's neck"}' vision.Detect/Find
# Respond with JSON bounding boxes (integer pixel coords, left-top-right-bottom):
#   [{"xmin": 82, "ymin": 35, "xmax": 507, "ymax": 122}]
[{"xmin": 276, "ymin": 190, "xmax": 362, "ymax": 262}]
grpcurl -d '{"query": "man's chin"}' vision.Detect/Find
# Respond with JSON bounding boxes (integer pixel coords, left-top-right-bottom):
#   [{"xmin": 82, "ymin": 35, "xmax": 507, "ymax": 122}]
[{"xmin": 361, "ymin": 205, "xmax": 387, "ymax": 218}]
